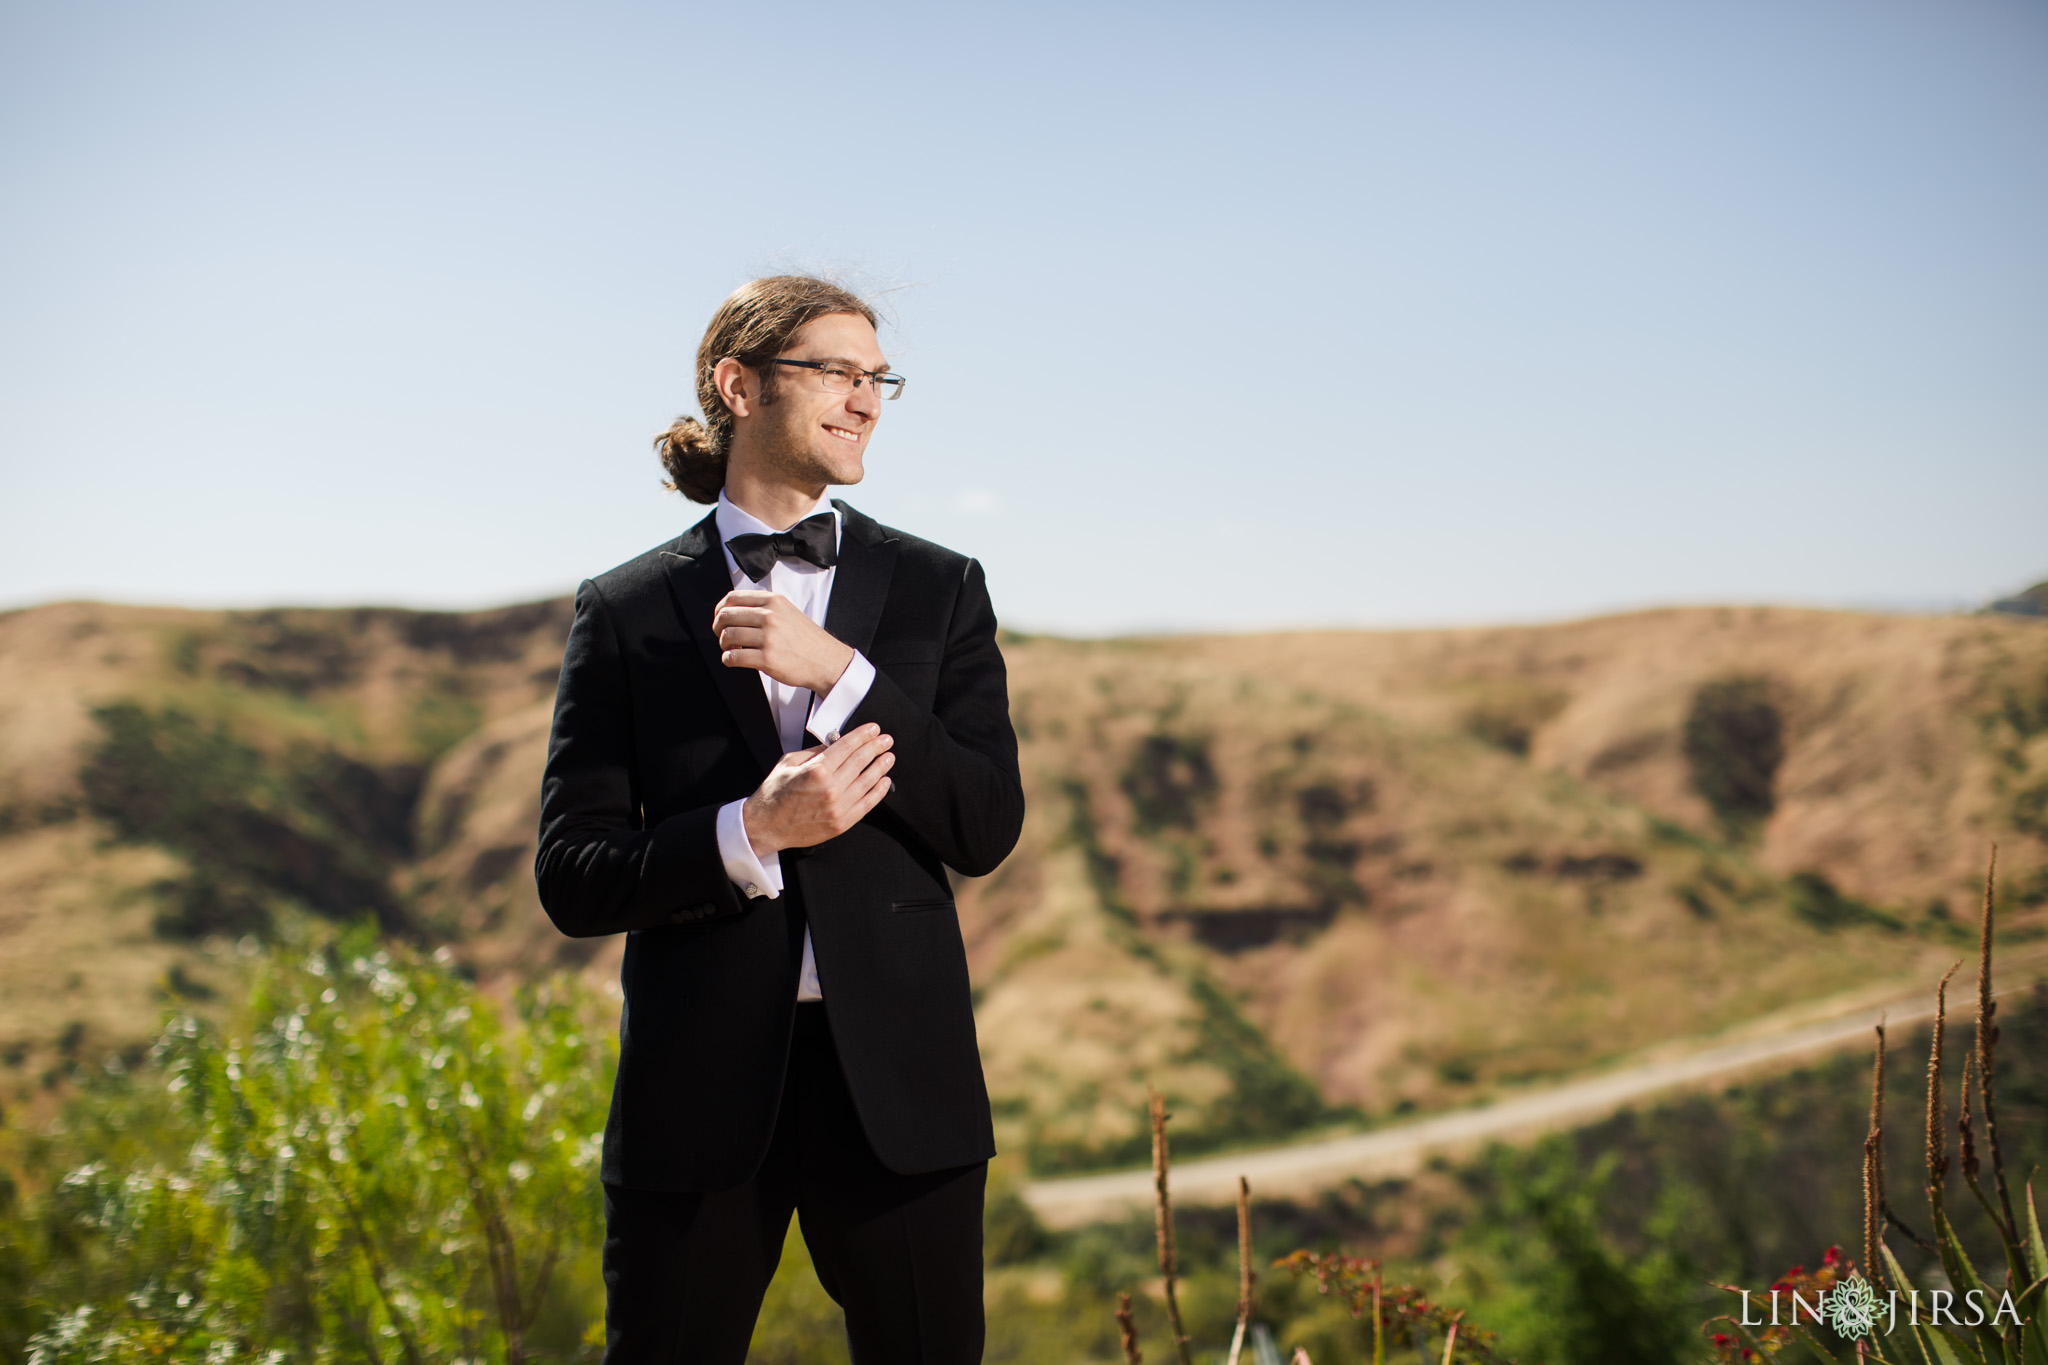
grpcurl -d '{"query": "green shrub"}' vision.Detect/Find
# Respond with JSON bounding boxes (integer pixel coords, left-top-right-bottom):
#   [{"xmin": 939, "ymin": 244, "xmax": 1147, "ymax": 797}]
[
  {"xmin": 1786, "ymin": 871, "xmax": 1901, "ymax": 932},
  {"xmin": 2013, "ymin": 777, "xmax": 2048, "ymax": 842},
  {"xmin": 1122, "ymin": 734, "xmax": 1218, "ymax": 832},
  {"xmin": 80, "ymin": 704, "xmax": 417, "ymax": 936},
  {"xmin": 1457, "ymin": 1142, "xmax": 1695, "ymax": 1365},
  {"xmin": 17, "ymin": 926, "xmax": 613, "ymax": 1364}
]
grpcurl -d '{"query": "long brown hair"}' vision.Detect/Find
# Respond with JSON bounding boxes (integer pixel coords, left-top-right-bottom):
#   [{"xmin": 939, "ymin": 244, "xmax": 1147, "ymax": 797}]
[{"xmin": 654, "ymin": 275, "xmax": 879, "ymax": 503}]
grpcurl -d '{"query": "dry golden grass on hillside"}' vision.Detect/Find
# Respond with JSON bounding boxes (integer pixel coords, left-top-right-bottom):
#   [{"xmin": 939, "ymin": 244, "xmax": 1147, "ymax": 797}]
[
  {"xmin": 1, "ymin": 598, "xmax": 2043, "ymax": 1168},
  {"xmin": 967, "ymin": 622, "xmax": 2043, "ymax": 1163},
  {"xmin": 1166, "ymin": 607, "xmax": 2045, "ymax": 907},
  {"xmin": 0, "ymin": 600, "xmax": 572, "ymax": 1101}
]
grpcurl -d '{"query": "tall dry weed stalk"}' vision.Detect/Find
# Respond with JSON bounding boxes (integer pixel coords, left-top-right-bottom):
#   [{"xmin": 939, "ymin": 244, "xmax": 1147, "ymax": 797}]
[
  {"xmin": 1972, "ymin": 845, "xmax": 2022, "ymax": 1246},
  {"xmin": 1923, "ymin": 960, "xmax": 1959, "ymax": 1216},
  {"xmin": 1116, "ymin": 1291, "xmax": 1142, "ymax": 1365},
  {"xmin": 1871, "ymin": 1018, "xmax": 1936, "ymax": 1257},
  {"xmin": 1228, "ymin": 1176, "xmax": 1255, "ymax": 1365},
  {"xmin": 1149, "ymin": 1088, "xmax": 1196, "ymax": 1365},
  {"xmin": 1862, "ymin": 1020, "xmax": 1886, "ymax": 1287}
]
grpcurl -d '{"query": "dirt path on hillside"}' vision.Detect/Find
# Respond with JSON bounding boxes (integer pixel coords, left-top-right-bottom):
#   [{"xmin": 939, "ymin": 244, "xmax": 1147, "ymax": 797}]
[{"xmin": 1023, "ymin": 950, "xmax": 2048, "ymax": 1228}]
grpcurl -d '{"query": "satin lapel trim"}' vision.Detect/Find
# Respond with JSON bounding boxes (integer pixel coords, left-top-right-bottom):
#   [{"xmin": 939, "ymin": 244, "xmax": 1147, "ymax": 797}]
[
  {"xmin": 826, "ymin": 500, "xmax": 898, "ymax": 658},
  {"xmin": 659, "ymin": 516, "xmax": 783, "ymax": 777}
]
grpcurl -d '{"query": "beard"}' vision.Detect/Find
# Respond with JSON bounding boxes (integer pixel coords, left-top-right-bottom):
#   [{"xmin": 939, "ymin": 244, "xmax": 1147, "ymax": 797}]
[{"xmin": 753, "ymin": 384, "xmax": 864, "ymax": 489}]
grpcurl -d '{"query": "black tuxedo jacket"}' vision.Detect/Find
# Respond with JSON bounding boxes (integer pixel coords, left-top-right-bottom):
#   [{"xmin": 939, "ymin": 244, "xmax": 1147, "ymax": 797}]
[{"xmin": 535, "ymin": 501, "xmax": 1024, "ymax": 1191}]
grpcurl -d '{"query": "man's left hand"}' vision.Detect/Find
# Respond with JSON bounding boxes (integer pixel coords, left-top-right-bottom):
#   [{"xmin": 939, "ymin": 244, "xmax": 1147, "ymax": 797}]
[{"xmin": 714, "ymin": 590, "xmax": 856, "ymax": 694}]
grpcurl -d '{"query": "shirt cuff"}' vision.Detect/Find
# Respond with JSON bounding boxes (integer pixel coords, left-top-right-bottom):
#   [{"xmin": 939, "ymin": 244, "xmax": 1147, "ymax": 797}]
[
  {"xmin": 715, "ymin": 798, "xmax": 782, "ymax": 899},
  {"xmin": 807, "ymin": 649, "xmax": 875, "ymax": 744}
]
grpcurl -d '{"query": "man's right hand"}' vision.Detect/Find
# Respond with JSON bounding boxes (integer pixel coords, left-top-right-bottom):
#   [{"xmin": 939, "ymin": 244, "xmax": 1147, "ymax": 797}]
[{"xmin": 742, "ymin": 723, "xmax": 895, "ymax": 857}]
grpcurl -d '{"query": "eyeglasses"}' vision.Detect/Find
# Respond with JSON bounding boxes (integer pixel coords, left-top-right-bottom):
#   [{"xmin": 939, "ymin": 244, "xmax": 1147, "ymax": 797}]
[{"xmin": 762, "ymin": 358, "xmax": 907, "ymax": 401}]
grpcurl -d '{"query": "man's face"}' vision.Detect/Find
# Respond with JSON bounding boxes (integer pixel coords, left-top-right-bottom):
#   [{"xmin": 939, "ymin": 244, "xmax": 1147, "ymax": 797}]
[{"xmin": 750, "ymin": 312, "xmax": 887, "ymax": 489}]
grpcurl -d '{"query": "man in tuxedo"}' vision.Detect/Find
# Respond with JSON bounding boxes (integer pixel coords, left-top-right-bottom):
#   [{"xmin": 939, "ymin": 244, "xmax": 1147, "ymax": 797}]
[{"xmin": 536, "ymin": 275, "xmax": 1024, "ymax": 1362}]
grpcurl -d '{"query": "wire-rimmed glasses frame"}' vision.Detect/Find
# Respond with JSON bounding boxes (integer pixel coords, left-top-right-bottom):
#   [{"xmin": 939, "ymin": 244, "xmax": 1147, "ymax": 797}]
[{"xmin": 760, "ymin": 357, "xmax": 907, "ymax": 401}]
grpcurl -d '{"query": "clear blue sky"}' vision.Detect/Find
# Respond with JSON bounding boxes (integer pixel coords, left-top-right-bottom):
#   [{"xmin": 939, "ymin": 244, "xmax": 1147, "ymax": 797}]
[{"xmin": 3, "ymin": 0, "xmax": 2043, "ymax": 633}]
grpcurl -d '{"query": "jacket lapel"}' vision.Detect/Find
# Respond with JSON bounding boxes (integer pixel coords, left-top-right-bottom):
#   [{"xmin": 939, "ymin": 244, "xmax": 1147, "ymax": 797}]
[
  {"xmin": 826, "ymin": 500, "xmax": 898, "ymax": 658},
  {"xmin": 660, "ymin": 512, "xmax": 784, "ymax": 776}
]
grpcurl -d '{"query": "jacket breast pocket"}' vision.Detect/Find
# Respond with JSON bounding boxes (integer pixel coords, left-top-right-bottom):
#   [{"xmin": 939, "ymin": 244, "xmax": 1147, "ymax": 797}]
[
  {"xmin": 890, "ymin": 898, "xmax": 956, "ymax": 914},
  {"xmin": 870, "ymin": 640, "xmax": 944, "ymax": 707}
]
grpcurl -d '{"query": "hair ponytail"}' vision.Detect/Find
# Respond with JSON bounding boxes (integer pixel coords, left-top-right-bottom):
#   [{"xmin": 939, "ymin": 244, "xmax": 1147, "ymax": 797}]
[{"xmin": 655, "ymin": 414, "xmax": 727, "ymax": 504}]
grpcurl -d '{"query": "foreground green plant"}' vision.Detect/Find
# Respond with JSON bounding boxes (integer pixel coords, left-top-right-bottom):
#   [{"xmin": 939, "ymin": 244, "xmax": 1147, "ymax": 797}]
[
  {"xmin": 1270, "ymin": 1250, "xmax": 1512, "ymax": 1365},
  {"xmin": 23, "ymin": 924, "xmax": 612, "ymax": 1364},
  {"xmin": 1706, "ymin": 849, "xmax": 2047, "ymax": 1364}
]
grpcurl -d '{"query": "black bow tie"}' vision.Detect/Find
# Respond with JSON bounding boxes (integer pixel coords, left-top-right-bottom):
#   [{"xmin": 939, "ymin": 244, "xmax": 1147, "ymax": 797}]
[{"xmin": 726, "ymin": 512, "xmax": 838, "ymax": 582}]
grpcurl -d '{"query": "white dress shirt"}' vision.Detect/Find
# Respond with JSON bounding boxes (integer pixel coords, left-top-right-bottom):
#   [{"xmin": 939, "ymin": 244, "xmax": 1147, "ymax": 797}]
[{"xmin": 709, "ymin": 490, "xmax": 876, "ymax": 1001}]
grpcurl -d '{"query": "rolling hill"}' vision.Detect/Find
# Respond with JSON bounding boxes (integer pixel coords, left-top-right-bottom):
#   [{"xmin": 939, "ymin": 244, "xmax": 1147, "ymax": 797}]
[{"xmin": 2, "ymin": 596, "xmax": 2043, "ymax": 1169}]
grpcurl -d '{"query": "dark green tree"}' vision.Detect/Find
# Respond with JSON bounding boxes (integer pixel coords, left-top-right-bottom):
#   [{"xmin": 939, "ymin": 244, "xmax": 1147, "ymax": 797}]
[{"xmin": 1682, "ymin": 677, "xmax": 1785, "ymax": 832}]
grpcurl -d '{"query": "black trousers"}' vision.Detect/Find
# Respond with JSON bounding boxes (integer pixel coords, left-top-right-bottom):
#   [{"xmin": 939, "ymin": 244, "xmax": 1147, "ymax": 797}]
[{"xmin": 600, "ymin": 1002, "xmax": 986, "ymax": 1363}]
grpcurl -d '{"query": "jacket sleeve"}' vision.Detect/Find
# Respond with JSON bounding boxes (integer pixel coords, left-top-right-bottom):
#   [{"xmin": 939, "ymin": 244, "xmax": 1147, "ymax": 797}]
[
  {"xmin": 534, "ymin": 579, "xmax": 749, "ymax": 937},
  {"xmin": 846, "ymin": 558, "xmax": 1025, "ymax": 878}
]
